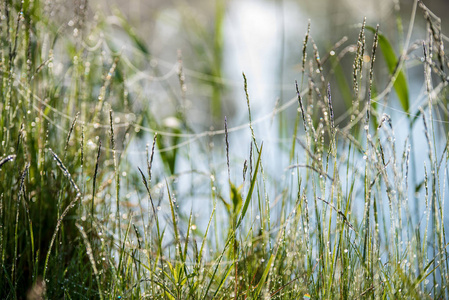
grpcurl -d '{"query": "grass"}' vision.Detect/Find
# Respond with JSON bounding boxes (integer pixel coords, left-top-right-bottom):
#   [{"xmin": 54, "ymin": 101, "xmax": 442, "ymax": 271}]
[{"xmin": 1, "ymin": 0, "xmax": 449, "ymax": 299}]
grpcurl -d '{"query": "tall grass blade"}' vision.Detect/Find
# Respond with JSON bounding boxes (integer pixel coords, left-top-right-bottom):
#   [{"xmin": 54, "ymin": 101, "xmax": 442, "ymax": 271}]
[
  {"xmin": 236, "ymin": 143, "xmax": 263, "ymax": 229},
  {"xmin": 43, "ymin": 149, "xmax": 81, "ymax": 281},
  {"xmin": 253, "ymin": 253, "xmax": 274, "ymax": 299},
  {"xmin": 367, "ymin": 26, "xmax": 410, "ymax": 113}
]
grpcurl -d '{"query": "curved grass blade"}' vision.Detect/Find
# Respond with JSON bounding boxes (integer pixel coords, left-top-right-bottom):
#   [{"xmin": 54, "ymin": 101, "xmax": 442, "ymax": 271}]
[
  {"xmin": 43, "ymin": 149, "xmax": 82, "ymax": 280},
  {"xmin": 236, "ymin": 143, "xmax": 263, "ymax": 229},
  {"xmin": 0, "ymin": 155, "xmax": 16, "ymax": 169},
  {"xmin": 202, "ymin": 144, "xmax": 263, "ymax": 299},
  {"xmin": 113, "ymin": 8, "xmax": 150, "ymax": 55},
  {"xmin": 253, "ymin": 253, "xmax": 274, "ymax": 299},
  {"xmin": 367, "ymin": 26, "xmax": 409, "ymax": 114},
  {"xmin": 213, "ymin": 264, "xmax": 234, "ymax": 298}
]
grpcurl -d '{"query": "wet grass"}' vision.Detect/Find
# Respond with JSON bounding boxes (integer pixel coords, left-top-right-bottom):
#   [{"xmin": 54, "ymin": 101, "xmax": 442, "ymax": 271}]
[{"xmin": 0, "ymin": 0, "xmax": 448, "ymax": 299}]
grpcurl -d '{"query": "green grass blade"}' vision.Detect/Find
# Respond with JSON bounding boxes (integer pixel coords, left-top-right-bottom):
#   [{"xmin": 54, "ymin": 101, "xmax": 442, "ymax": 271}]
[
  {"xmin": 329, "ymin": 55, "xmax": 352, "ymax": 109},
  {"xmin": 212, "ymin": 264, "xmax": 234, "ymax": 298},
  {"xmin": 253, "ymin": 253, "xmax": 274, "ymax": 299},
  {"xmin": 236, "ymin": 143, "xmax": 263, "ymax": 229},
  {"xmin": 113, "ymin": 8, "xmax": 150, "ymax": 55},
  {"xmin": 367, "ymin": 26, "xmax": 409, "ymax": 113},
  {"xmin": 198, "ymin": 200, "xmax": 215, "ymax": 265}
]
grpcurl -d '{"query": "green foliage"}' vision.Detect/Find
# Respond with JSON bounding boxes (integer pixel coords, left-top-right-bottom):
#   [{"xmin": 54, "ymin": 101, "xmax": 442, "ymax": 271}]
[{"xmin": 0, "ymin": 1, "xmax": 448, "ymax": 299}]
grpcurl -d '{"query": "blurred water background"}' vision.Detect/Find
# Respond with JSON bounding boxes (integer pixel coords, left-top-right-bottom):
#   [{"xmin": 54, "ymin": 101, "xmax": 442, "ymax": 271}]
[{"xmin": 68, "ymin": 0, "xmax": 449, "ymax": 233}]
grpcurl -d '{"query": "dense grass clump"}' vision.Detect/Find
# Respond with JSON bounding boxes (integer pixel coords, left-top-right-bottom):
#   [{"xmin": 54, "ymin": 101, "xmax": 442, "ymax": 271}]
[{"xmin": 1, "ymin": 0, "xmax": 448, "ymax": 299}]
